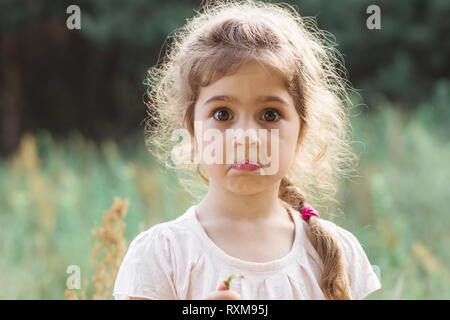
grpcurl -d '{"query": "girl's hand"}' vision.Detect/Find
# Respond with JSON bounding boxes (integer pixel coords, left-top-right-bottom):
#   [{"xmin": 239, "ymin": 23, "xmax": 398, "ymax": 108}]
[{"xmin": 202, "ymin": 281, "xmax": 242, "ymax": 300}]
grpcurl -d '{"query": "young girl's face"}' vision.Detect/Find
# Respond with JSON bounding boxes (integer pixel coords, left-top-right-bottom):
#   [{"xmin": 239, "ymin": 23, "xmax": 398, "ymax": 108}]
[{"xmin": 193, "ymin": 60, "xmax": 300, "ymax": 195}]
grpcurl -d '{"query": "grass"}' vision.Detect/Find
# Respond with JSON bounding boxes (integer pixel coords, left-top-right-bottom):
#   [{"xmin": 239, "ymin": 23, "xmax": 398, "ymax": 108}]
[{"xmin": 0, "ymin": 131, "xmax": 191, "ymax": 299}]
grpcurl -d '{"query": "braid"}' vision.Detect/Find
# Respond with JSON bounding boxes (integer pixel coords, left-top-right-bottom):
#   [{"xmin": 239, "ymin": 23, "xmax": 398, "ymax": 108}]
[
  {"xmin": 279, "ymin": 177, "xmax": 352, "ymax": 299},
  {"xmin": 279, "ymin": 177, "xmax": 306, "ymax": 211}
]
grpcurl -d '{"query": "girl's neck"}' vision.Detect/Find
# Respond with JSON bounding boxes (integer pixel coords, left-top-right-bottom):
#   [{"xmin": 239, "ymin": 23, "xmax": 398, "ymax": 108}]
[{"xmin": 197, "ymin": 180, "xmax": 285, "ymax": 222}]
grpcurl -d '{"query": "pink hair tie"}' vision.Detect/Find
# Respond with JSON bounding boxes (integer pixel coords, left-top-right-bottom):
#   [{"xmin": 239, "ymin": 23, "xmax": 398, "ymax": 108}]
[{"xmin": 301, "ymin": 205, "xmax": 320, "ymax": 222}]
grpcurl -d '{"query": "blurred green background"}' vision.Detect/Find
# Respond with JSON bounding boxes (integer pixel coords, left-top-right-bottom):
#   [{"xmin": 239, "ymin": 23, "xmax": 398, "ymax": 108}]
[{"xmin": 0, "ymin": 0, "xmax": 449, "ymax": 299}]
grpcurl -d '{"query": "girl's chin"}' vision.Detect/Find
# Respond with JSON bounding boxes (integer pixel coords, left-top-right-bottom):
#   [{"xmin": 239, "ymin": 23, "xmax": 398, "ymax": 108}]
[{"xmin": 225, "ymin": 179, "xmax": 273, "ymax": 195}]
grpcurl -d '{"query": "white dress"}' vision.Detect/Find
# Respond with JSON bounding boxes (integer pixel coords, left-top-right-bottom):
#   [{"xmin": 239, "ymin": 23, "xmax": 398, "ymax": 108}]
[{"xmin": 113, "ymin": 204, "xmax": 381, "ymax": 299}]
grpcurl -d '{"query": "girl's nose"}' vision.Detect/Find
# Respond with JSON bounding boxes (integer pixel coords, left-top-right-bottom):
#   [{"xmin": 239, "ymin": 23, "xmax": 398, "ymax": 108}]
[
  {"xmin": 232, "ymin": 126, "xmax": 260, "ymax": 148},
  {"xmin": 232, "ymin": 117, "xmax": 261, "ymax": 143},
  {"xmin": 230, "ymin": 125, "xmax": 261, "ymax": 164}
]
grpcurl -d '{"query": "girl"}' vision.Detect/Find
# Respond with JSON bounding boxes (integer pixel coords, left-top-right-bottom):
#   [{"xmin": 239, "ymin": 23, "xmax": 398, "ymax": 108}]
[{"xmin": 113, "ymin": 0, "xmax": 381, "ymax": 300}]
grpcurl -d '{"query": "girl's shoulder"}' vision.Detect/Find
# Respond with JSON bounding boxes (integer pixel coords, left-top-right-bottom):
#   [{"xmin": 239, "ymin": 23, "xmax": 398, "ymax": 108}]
[
  {"xmin": 313, "ymin": 218, "xmax": 372, "ymax": 267},
  {"xmin": 127, "ymin": 205, "xmax": 199, "ymax": 256},
  {"xmin": 316, "ymin": 218, "xmax": 381, "ymax": 299},
  {"xmin": 114, "ymin": 208, "xmax": 195, "ymax": 300},
  {"xmin": 316, "ymin": 218, "xmax": 371, "ymax": 260}
]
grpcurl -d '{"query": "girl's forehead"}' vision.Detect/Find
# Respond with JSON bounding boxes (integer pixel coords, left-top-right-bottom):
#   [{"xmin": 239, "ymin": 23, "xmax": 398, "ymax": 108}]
[
  {"xmin": 217, "ymin": 60, "xmax": 287, "ymax": 82},
  {"xmin": 198, "ymin": 62, "xmax": 289, "ymax": 97},
  {"xmin": 197, "ymin": 55, "xmax": 291, "ymax": 86}
]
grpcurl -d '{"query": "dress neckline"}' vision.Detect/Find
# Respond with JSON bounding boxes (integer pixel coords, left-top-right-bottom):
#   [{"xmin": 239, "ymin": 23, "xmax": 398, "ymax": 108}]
[{"xmin": 188, "ymin": 204, "xmax": 303, "ymax": 272}]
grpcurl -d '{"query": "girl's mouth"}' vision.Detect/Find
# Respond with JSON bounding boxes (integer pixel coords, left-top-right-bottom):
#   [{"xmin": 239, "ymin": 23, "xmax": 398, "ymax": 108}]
[{"xmin": 232, "ymin": 161, "xmax": 261, "ymax": 171}]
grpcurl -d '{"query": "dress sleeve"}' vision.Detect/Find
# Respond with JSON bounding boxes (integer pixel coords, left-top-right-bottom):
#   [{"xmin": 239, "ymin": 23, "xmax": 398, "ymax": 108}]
[
  {"xmin": 333, "ymin": 224, "xmax": 382, "ymax": 300},
  {"xmin": 112, "ymin": 224, "xmax": 178, "ymax": 300}
]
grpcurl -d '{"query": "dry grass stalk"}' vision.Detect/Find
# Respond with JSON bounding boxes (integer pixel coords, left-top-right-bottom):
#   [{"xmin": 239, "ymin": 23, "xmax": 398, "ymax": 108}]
[
  {"xmin": 65, "ymin": 197, "xmax": 129, "ymax": 299},
  {"xmin": 412, "ymin": 241, "xmax": 450, "ymax": 281},
  {"xmin": 10, "ymin": 134, "xmax": 55, "ymax": 233}
]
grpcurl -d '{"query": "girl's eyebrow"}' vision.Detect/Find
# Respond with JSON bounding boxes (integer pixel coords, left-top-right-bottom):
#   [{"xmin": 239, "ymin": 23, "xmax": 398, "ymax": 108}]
[{"xmin": 203, "ymin": 94, "xmax": 290, "ymax": 107}]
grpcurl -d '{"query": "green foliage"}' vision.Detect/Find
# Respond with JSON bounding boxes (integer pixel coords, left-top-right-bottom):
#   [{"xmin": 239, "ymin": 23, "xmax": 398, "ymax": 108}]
[
  {"xmin": 81, "ymin": 0, "xmax": 194, "ymax": 47},
  {"xmin": 0, "ymin": 131, "xmax": 191, "ymax": 299},
  {"xmin": 290, "ymin": 0, "xmax": 450, "ymax": 107},
  {"xmin": 335, "ymin": 81, "xmax": 450, "ymax": 299}
]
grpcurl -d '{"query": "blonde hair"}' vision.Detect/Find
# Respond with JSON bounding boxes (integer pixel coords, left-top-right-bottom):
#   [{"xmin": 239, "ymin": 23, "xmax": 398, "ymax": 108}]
[{"xmin": 144, "ymin": 0, "xmax": 358, "ymax": 299}]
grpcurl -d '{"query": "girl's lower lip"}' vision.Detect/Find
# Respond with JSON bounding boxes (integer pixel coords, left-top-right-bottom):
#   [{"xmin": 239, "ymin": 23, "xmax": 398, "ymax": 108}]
[{"xmin": 232, "ymin": 163, "xmax": 261, "ymax": 170}]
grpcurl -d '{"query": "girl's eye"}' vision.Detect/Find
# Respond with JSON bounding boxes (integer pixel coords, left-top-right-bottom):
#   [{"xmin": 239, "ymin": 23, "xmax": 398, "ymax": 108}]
[
  {"xmin": 211, "ymin": 107, "xmax": 282, "ymax": 122},
  {"xmin": 261, "ymin": 109, "xmax": 281, "ymax": 122},
  {"xmin": 212, "ymin": 108, "xmax": 233, "ymax": 121}
]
